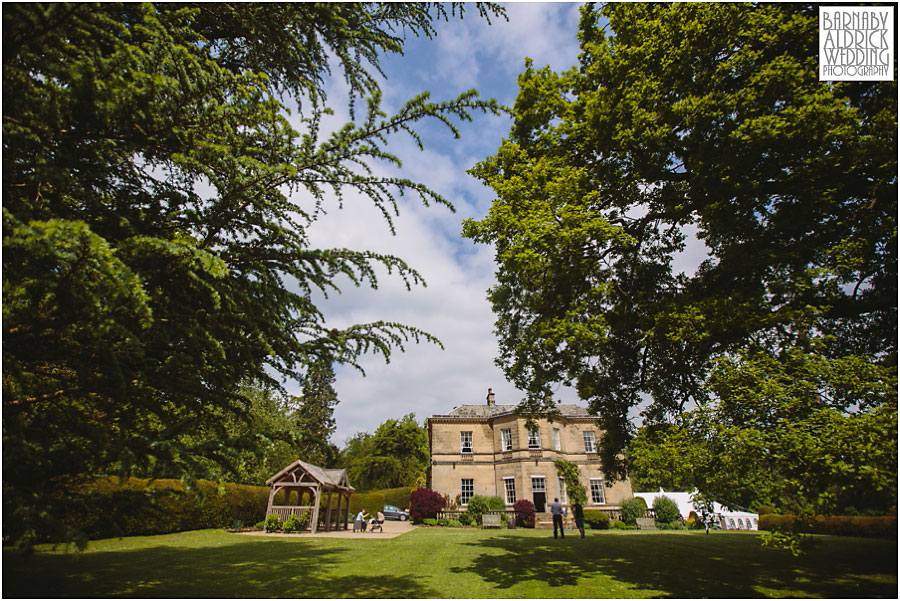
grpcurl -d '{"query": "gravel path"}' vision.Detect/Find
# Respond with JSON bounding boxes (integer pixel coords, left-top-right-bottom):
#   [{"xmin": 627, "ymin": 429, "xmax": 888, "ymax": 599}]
[{"xmin": 238, "ymin": 519, "xmax": 416, "ymax": 539}]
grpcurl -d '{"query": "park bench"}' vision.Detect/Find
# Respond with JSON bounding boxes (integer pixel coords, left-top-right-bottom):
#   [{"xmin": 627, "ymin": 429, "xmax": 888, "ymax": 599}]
[
  {"xmin": 636, "ymin": 517, "xmax": 657, "ymax": 530},
  {"xmin": 482, "ymin": 513, "xmax": 502, "ymax": 529}
]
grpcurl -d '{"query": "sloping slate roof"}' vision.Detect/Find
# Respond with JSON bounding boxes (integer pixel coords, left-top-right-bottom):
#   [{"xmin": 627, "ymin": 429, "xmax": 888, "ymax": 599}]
[
  {"xmin": 266, "ymin": 459, "xmax": 353, "ymax": 489},
  {"xmin": 440, "ymin": 404, "xmax": 593, "ymax": 418}
]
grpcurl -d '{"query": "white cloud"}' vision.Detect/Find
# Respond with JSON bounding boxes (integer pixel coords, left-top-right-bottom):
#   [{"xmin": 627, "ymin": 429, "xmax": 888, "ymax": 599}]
[{"xmin": 277, "ymin": 4, "xmax": 586, "ymax": 445}]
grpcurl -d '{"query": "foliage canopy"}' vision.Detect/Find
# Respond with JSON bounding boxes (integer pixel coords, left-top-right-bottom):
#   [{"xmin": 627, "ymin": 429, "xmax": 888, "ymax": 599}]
[
  {"xmin": 463, "ymin": 3, "xmax": 896, "ymax": 512},
  {"xmin": 3, "ymin": 2, "xmax": 503, "ymax": 549}
]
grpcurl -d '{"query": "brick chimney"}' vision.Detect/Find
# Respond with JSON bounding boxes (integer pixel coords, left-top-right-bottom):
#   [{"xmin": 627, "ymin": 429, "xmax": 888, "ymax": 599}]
[{"xmin": 486, "ymin": 388, "xmax": 495, "ymax": 407}]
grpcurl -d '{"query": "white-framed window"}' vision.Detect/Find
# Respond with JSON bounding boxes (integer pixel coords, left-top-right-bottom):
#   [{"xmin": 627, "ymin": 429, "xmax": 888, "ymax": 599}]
[
  {"xmin": 501, "ymin": 428, "xmax": 512, "ymax": 452},
  {"xmin": 553, "ymin": 428, "xmax": 561, "ymax": 451},
  {"xmin": 461, "ymin": 479, "xmax": 474, "ymax": 505},
  {"xmin": 558, "ymin": 477, "xmax": 567, "ymax": 504},
  {"xmin": 583, "ymin": 431, "xmax": 596, "ymax": 453},
  {"xmin": 528, "ymin": 427, "xmax": 541, "ymax": 449},
  {"xmin": 531, "ymin": 476, "xmax": 546, "ymax": 493},
  {"xmin": 590, "ymin": 478, "xmax": 605, "ymax": 504},
  {"xmin": 503, "ymin": 477, "xmax": 516, "ymax": 505},
  {"xmin": 460, "ymin": 431, "xmax": 473, "ymax": 453}
]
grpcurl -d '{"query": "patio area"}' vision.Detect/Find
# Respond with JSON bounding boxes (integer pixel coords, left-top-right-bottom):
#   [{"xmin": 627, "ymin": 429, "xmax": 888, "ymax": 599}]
[{"xmin": 240, "ymin": 519, "xmax": 416, "ymax": 540}]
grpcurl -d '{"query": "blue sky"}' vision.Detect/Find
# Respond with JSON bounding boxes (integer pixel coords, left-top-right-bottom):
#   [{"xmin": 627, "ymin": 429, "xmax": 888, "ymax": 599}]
[{"xmin": 290, "ymin": 3, "xmax": 706, "ymax": 446}]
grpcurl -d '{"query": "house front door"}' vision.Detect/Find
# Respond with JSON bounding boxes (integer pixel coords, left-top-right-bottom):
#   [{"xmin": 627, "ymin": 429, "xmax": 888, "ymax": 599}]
[{"xmin": 531, "ymin": 476, "xmax": 546, "ymax": 512}]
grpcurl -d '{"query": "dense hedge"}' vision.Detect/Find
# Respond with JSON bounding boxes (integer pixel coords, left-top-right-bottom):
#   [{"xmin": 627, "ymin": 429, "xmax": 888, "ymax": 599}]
[
  {"xmin": 759, "ymin": 514, "xmax": 897, "ymax": 538},
  {"xmin": 346, "ymin": 487, "xmax": 413, "ymax": 515},
  {"xmin": 59, "ymin": 479, "xmax": 416, "ymax": 540},
  {"xmin": 583, "ymin": 510, "xmax": 610, "ymax": 530},
  {"xmin": 380, "ymin": 487, "xmax": 414, "ymax": 509},
  {"xmin": 61, "ymin": 477, "xmax": 269, "ymax": 539},
  {"xmin": 348, "ymin": 492, "xmax": 385, "ymax": 516}
]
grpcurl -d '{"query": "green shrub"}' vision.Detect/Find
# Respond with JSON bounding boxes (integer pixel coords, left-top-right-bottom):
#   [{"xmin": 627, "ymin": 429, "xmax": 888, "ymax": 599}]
[
  {"xmin": 281, "ymin": 512, "xmax": 309, "ymax": 533},
  {"xmin": 656, "ymin": 521, "xmax": 687, "ymax": 530},
  {"xmin": 446, "ymin": 519, "xmax": 463, "ymax": 527},
  {"xmin": 264, "ymin": 513, "xmax": 282, "ymax": 532},
  {"xmin": 759, "ymin": 514, "xmax": 897, "ymax": 538},
  {"xmin": 583, "ymin": 510, "xmax": 610, "ymax": 530},
  {"xmin": 254, "ymin": 521, "xmax": 265, "ymax": 529},
  {"xmin": 653, "ymin": 495, "xmax": 681, "ymax": 524},
  {"xmin": 458, "ymin": 513, "xmax": 473, "ymax": 526},
  {"xmin": 464, "ymin": 495, "xmax": 492, "ymax": 525},
  {"xmin": 610, "ymin": 520, "xmax": 635, "ymax": 530},
  {"xmin": 423, "ymin": 518, "xmax": 438, "ymax": 526},
  {"xmin": 620, "ymin": 498, "xmax": 647, "ymax": 526},
  {"xmin": 437, "ymin": 518, "xmax": 450, "ymax": 527}
]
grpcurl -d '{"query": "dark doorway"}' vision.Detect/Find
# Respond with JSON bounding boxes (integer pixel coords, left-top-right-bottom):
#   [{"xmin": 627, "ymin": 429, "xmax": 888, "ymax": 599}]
[{"xmin": 531, "ymin": 476, "xmax": 546, "ymax": 512}]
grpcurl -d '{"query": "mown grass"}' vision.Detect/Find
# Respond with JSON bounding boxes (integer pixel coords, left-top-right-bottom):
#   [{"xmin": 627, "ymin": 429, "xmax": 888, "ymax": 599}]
[{"xmin": 3, "ymin": 527, "xmax": 896, "ymax": 598}]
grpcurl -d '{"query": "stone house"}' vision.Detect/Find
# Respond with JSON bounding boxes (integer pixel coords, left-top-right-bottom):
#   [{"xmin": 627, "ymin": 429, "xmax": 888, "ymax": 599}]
[{"xmin": 426, "ymin": 389, "xmax": 632, "ymax": 513}]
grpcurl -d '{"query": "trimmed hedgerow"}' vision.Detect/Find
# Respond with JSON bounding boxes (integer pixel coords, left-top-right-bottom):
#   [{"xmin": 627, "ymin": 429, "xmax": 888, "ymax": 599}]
[
  {"xmin": 380, "ymin": 487, "xmax": 414, "ymax": 510},
  {"xmin": 759, "ymin": 514, "xmax": 897, "ymax": 538},
  {"xmin": 348, "ymin": 492, "xmax": 385, "ymax": 516},
  {"xmin": 59, "ymin": 477, "xmax": 269, "ymax": 539}
]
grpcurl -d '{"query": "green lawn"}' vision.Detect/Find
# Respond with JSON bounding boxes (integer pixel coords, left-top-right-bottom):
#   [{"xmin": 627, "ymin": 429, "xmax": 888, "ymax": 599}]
[{"xmin": 3, "ymin": 528, "xmax": 897, "ymax": 598}]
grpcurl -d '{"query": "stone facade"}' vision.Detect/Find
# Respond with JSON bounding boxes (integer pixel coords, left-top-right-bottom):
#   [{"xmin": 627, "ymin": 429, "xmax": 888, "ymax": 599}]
[{"xmin": 426, "ymin": 390, "xmax": 633, "ymax": 512}]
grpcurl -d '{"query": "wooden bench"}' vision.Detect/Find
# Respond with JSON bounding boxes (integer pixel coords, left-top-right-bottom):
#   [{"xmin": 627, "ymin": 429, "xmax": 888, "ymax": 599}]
[
  {"xmin": 636, "ymin": 517, "xmax": 657, "ymax": 530},
  {"xmin": 482, "ymin": 514, "xmax": 502, "ymax": 529}
]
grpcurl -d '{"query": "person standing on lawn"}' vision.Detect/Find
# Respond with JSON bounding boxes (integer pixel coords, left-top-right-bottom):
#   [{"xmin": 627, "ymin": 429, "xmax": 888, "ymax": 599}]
[
  {"xmin": 550, "ymin": 498, "xmax": 565, "ymax": 539},
  {"xmin": 572, "ymin": 501, "xmax": 585, "ymax": 538}
]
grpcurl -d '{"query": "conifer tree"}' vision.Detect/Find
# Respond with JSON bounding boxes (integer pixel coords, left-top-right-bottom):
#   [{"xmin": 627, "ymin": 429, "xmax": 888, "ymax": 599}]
[
  {"xmin": 291, "ymin": 359, "xmax": 340, "ymax": 467},
  {"xmin": 3, "ymin": 2, "xmax": 503, "ymax": 549}
]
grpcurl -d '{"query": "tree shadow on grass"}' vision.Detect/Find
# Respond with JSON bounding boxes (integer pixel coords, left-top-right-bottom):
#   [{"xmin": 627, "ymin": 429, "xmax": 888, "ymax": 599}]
[
  {"xmin": 449, "ymin": 531, "xmax": 898, "ymax": 598},
  {"xmin": 4, "ymin": 539, "xmax": 440, "ymax": 598}
]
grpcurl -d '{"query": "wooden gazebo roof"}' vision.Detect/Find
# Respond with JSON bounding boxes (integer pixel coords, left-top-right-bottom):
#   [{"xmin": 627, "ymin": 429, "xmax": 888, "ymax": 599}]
[
  {"xmin": 266, "ymin": 459, "xmax": 354, "ymax": 491},
  {"xmin": 264, "ymin": 460, "xmax": 354, "ymax": 533}
]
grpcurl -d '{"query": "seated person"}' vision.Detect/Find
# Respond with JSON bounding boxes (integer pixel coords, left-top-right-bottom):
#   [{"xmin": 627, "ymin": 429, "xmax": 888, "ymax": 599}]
[
  {"xmin": 369, "ymin": 511, "xmax": 385, "ymax": 530},
  {"xmin": 355, "ymin": 510, "xmax": 370, "ymax": 531}
]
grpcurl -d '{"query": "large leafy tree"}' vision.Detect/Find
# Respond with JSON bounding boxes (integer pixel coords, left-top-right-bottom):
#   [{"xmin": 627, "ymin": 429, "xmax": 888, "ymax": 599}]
[
  {"xmin": 3, "ymin": 2, "xmax": 503, "ymax": 548},
  {"xmin": 339, "ymin": 413, "xmax": 429, "ymax": 490},
  {"xmin": 463, "ymin": 3, "xmax": 896, "ymax": 512}
]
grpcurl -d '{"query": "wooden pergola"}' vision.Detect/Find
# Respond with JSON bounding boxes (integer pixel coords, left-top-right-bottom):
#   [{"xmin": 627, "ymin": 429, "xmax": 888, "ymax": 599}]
[{"xmin": 265, "ymin": 460, "xmax": 354, "ymax": 533}]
